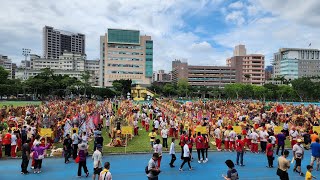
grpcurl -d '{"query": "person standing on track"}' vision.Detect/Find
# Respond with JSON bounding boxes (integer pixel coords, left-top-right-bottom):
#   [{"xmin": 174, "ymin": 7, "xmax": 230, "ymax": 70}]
[
  {"xmin": 203, "ymin": 134, "xmax": 209, "ymax": 163},
  {"xmin": 169, "ymin": 138, "xmax": 176, "ymax": 168},
  {"xmin": 293, "ymin": 139, "xmax": 304, "ymax": 176},
  {"xmin": 266, "ymin": 139, "xmax": 274, "ymax": 168},
  {"xmin": 277, "ymin": 150, "xmax": 290, "ymax": 180},
  {"xmin": 147, "ymin": 153, "xmax": 160, "ymax": 180},
  {"xmin": 21, "ymin": 139, "xmax": 31, "ymax": 175},
  {"xmin": 77, "ymin": 143, "xmax": 89, "ymax": 177},
  {"xmin": 153, "ymin": 139, "xmax": 163, "ymax": 168},
  {"xmin": 92, "ymin": 144, "xmax": 102, "ymax": 180},
  {"xmin": 276, "ymin": 130, "xmax": 286, "ymax": 156},
  {"xmin": 179, "ymin": 131, "xmax": 186, "ymax": 160},
  {"xmin": 99, "ymin": 162, "xmax": 112, "ymax": 180},
  {"xmin": 310, "ymin": 138, "xmax": 320, "ymax": 171},
  {"xmin": 235, "ymin": 135, "xmax": 245, "ymax": 166},
  {"xmin": 63, "ymin": 134, "xmax": 72, "ymax": 164},
  {"xmin": 196, "ymin": 132, "xmax": 205, "ymax": 163},
  {"xmin": 71, "ymin": 129, "xmax": 79, "ymax": 160},
  {"xmin": 179, "ymin": 139, "xmax": 192, "ymax": 171}
]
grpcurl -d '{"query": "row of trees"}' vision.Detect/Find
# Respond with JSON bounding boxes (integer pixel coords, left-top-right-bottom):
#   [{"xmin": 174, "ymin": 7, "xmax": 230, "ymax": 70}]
[
  {"xmin": 1, "ymin": 65, "xmax": 319, "ymax": 101},
  {"xmin": 0, "ymin": 67, "xmax": 115, "ymax": 100},
  {"xmin": 149, "ymin": 78, "xmax": 320, "ymax": 102}
]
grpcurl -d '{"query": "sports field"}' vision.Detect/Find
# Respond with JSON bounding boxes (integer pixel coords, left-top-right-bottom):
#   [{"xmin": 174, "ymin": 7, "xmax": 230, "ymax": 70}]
[
  {"xmin": 0, "ymin": 101, "xmax": 41, "ymax": 107},
  {"xmin": 0, "ymin": 150, "xmax": 315, "ymax": 180}
]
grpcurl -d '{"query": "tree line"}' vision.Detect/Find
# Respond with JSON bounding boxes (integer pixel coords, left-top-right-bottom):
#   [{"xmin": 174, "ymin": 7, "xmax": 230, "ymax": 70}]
[
  {"xmin": 1, "ymin": 66, "xmax": 319, "ymax": 101},
  {"xmin": 0, "ymin": 67, "xmax": 115, "ymax": 100},
  {"xmin": 149, "ymin": 78, "xmax": 320, "ymax": 102}
]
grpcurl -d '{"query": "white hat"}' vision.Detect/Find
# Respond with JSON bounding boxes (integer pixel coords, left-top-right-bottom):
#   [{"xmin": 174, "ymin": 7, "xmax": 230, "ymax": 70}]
[{"xmin": 78, "ymin": 143, "xmax": 87, "ymax": 150}]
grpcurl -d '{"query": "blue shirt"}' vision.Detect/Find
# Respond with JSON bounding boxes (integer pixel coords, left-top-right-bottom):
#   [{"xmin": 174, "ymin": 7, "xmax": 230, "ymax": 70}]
[
  {"xmin": 310, "ymin": 142, "xmax": 320, "ymax": 157},
  {"xmin": 277, "ymin": 134, "xmax": 286, "ymax": 145}
]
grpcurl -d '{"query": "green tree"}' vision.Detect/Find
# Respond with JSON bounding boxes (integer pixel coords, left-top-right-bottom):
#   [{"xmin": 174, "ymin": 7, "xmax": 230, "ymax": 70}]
[
  {"xmin": 177, "ymin": 79, "xmax": 189, "ymax": 97},
  {"xmin": 224, "ymin": 83, "xmax": 243, "ymax": 99},
  {"xmin": 163, "ymin": 83, "xmax": 176, "ymax": 97},
  {"xmin": 81, "ymin": 71, "xmax": 91, "ymax": 97},
  {"xmin": 112, "ymin": 79, "xmax": 132, "ymax": 96},
  {"xmin": 253, "ymin": 85, "xmax": 267, "ymax": 100},
  {"xmin": 112, "ymin": 82, "xmax": 123, "ymax": 96},
  {"xmin": 0, "ymin": 66, "xmax": 9, "ymax": 84},
  {"xmin": 209, "ymin": 87, "xmax": 222, "ymax": 99},
  {"xmin": 291, "ymin": 77, "xmax": 314, "ymax": 101}
]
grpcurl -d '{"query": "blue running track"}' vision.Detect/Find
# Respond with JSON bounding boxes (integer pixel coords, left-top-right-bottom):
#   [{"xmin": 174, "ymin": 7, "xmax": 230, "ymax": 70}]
[{"xmin": 0, "ymin": 150, "xmax": 317, "ymax": 180}]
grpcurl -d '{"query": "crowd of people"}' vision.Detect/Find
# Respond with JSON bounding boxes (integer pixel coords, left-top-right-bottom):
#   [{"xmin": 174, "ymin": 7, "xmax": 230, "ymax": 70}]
[{"xmin": 1, "ymin": 99, "xmax": 320, "ymax": 179}]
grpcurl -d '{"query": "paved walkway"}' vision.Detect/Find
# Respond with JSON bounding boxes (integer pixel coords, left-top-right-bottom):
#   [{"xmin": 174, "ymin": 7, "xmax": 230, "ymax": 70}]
[{"xmin": 0, "ymin": 150, "xmax": 317, "ymax": 180}]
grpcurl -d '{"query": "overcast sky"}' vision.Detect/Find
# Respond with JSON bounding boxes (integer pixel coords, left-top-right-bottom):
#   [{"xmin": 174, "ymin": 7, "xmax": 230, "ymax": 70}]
[{"xmin": 1, "ymin": 0, "xmax": 320, "ymax": 71}]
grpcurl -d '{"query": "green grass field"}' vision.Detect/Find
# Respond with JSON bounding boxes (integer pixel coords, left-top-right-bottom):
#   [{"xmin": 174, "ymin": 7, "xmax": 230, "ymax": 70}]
[{"xmin": 0, "ymin": 101, "xmax": 41, "ymax": 107}]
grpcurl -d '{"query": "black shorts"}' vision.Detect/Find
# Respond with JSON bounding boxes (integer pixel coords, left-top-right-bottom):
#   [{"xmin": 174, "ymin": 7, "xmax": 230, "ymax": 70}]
[
  {"xmin": 295, "ymin": 158, "xmax": 302, "ymax": 166},
  {"xmin": 94, "ymin": 167, "xmax": 102, "ymax": 175}
]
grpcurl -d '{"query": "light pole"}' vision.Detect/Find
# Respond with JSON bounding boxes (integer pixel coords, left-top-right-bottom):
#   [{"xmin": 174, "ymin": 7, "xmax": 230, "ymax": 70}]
[{"xmin": 22, "ymin": 48, "xmax": 31, "ymax": 80}]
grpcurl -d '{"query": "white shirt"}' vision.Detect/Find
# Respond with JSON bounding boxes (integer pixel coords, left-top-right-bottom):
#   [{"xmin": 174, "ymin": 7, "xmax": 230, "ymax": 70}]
[
  {"xmin": 253, "ymin": 117, "xmax": 260, "ymax": 124},
  {"xmin": 154, "ymin": 120, "xmax": 159, "ymax": 129},
  {"xmin": 250, "ymin": 132, "xmax": 259, "ymax": 143},
  {"xmin": 217, "ymin": 119, "xmax": 223, "ymax": 127},
  {"xmin": 99, "ymin": 170, "xmax": 112, "ymax": 180},
  {"xmin": 229, "ymin": 131, "xmax": 236, "ymax": 141},
  {"xmin": 145, "ymin": 118, "xmax": 150, "ymax": 124},
  {"xmin": 259, "ymin": 131, "xmax": 269, "ymax": 142},
  {"xmin": 169, "ymin": 142, "xmax": 175, "ymax": 154},
  {"xmin": 92, "ymin": 150, "xmax": 102, "ymax": 168},
  {"xmin": 153, "ymin": 144, "xmax": 163, "ymax": 156},
  {"xmin": 72, "ymin": 133, "xmax": 79, "ymax": 144},
  {"xmin": 161, "ymin": 129, "xmax": 168, "ymax": 138},
  {"xmin": 214, "ymin": 128, "xmax": 221, "ymax": 139},
  {"xmin": 11, "ymin": 134, "xmax": 17, "ymax": 145},
  {"xmin": 183, "ymin": 144, "xmax": 190, "ymax": 157},
  {"xmin": 290, "ymin": 130, "xmax": 298, "ymax": 140},
  {"xmin": 283, "ymin": 123, "xmax": 289, "ymax": 130},
  {"xmin": 33, "ymin": 139, "xmax": 41, "ymax": 146},
  {"xmin": 133, "ymin": 120, "xmax": 138, "ymax": 127},
  {"xmin": 82, "ymin": 135, "xmax": 88, "ymax": 144},
  {"xmin": 224, "ymin": 130, "xmax": 230, "ymax": 141}
]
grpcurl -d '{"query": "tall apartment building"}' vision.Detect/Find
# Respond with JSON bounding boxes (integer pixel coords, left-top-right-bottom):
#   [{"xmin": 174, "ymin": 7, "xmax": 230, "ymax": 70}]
[
  {"xmin": 43, "ymin": 26, "xmax": 85, "ymax": 59},
  {"xmin": 16, "ymin": 52, "xmax": 99, "ymax": 86},
  {"xmin": 172, "ymin": 60, "xmax": 236, "ymax": 88},
  {"xmin": 273, "ymin": 48, "xmax": 320, "ymax": 80},
  {"xmin": 265, "ymin": 65, "xmax": 273, "ymax": 80},
  {"xmin": 226, "ymin": 45, "xmax": 265, "ymax": 85},
  {"xmin": 152, "ymin": 70, "xmax": 172, "ymax": 82},
  {"xmin": 0, "ymin": 55, "xmax": 17, "ymax": 79},
  {"xmin": 233, "ymin": 44, "xmax": 246, "ymax": 56},
  {"xmin": 100, "ymin": 29, "xmax": 153, "ymax": 87}
]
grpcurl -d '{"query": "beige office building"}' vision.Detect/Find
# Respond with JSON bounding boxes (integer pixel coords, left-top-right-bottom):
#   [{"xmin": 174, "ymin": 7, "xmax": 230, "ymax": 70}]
[
  {"xmin": 226, "ymin": 45, "xmax": 265, "ymax": 85},
  {"xmin": 172, "ymin": 60, "xmax": 236, "ymax": 88},
  {"xmin": 100, "ymin": 29, "xmax": 153, "ymax": 87}
]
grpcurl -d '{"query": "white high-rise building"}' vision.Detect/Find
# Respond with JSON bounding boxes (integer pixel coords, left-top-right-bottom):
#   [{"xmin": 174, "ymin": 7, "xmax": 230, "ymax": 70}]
[
  {"xmin": 0, "ymin": 55, "xmax": 17, "ymax": 79},
  {"xmin": 16, "ymin": 52, "xmax": 99, "ymax": 86},
  {"xmin": 273, "ymin": 48, "xmax": 320, "ymax": 80}
]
